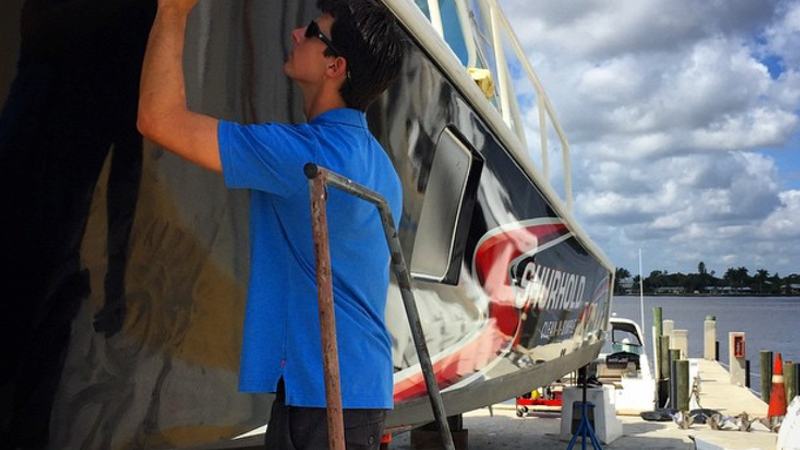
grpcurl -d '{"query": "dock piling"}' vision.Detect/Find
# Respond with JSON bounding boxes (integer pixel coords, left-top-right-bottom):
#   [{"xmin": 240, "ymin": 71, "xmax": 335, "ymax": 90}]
[
  {"xmin": 668, "ymin": 349, "xmax": 680, "ymax": 410},
  {"xmin": 653, "ymin": 306, "xmax": 663, "ymax": 394},
  {"xmin": 761, "ymin": 351, "xmax": 773, "ymax": 404},
  {"xmin": 796, "ymin": 363, "xmax": 800, "ymax": 402},
  {"xmin": 745, "ymin": 359, "xmax": 751, "ymax": 388},
  {"xmin": 659, "ymin": 336, "xmax": 671, "ymax": 380},
  {"xmin": 669, "ymin": 358, "xmax": 677, "ymax": 410},
  {"xmin": 672, "ymin": 330, "xmax": 688, "ymax": 360},
  {"xmin": 663, "ymin": 319, "xmax": 675, "ymax": 341},
  {"xmin": 785, "ymin": 361, "xmax": 797, "ymax": 403},
  {"xmin": 657, "ymin": 335, "xmax": 670, "ymax": 407},
  {"xmin": 675, "ymin": 360, "xmax": 690, "ymax": 411},
  {"xmin": 704, "ymin": 316, "xmax": 716, "ymax": 361},
  {"xmin": 653, "ymin": 307, "xmax": 663, "ymax": 339}
]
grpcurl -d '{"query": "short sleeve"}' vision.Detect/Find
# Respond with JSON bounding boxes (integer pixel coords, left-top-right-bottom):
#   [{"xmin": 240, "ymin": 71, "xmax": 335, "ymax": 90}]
[{"xmin": 218, "ymin": 120, "xmax": 317, "ymax": 197}]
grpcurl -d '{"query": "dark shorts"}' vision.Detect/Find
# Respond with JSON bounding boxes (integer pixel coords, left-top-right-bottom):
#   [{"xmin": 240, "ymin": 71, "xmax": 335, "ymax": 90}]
[{"xmin": 263, "ymin": 380, "xmax": 387, "ymax": 450}]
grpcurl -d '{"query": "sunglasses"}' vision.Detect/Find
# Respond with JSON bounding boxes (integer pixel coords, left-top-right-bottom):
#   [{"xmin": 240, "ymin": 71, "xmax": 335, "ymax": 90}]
[{"xmin": 305, "ymin": 20, "xmax": 342, "ymax": 57}]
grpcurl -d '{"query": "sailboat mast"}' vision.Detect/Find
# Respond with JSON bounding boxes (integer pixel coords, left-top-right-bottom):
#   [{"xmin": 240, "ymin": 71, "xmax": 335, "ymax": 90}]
[{"xmin": 639, "ymin": 248, "xmax": 645, "ymax": 348}]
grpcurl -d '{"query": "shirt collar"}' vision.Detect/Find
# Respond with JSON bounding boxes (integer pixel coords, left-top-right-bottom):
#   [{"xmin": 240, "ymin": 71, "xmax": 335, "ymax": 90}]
[{"xmin": 309, "ymin": 107, "xmax": 368, "ymax": 128}]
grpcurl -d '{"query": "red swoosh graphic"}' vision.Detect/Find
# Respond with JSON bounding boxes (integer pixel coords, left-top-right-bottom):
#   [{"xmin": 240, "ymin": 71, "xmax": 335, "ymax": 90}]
[{"xmin": 393, "ymin": 221, "xmax": 570, "ymax": 402}]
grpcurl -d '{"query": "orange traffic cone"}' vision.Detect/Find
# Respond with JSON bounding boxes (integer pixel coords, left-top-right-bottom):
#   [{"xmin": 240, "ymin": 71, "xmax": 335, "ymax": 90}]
[
  {"xmin": 379, "ymin": 433, "xmax": 392, "ymax": 450},
  {"xmin": 768, "ymin": 352, "xmax": 787, "ymax": 419}
]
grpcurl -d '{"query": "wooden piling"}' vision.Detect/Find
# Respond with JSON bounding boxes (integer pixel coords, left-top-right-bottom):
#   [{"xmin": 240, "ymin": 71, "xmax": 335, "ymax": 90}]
[
  {"xmin": 675, "ymin": 360, "xmax": 690, "ymax": 411},
  {"xmin": 669, "ymin": 358, "xmax": 677, "ymax": 410},
  {"xmin": 663, "ymin": 320, "xmax": 675, "ymax": 340},
  {"xmin": 669, "ymin": 349, "xmax": 681, "ymax": 367},
  {"xmin": 653, "ymin": 307, "xmax": 663, "ymax": 386},
  {"xmin": 654, "ymin": 307, "xmax": 663, "ymax": 337},
  {"xmin": 785, "ymin": 361, "xmax": 797, "ymax": 403},
  {"xmin": 796, "ymin": 363, "xmax": 800, "ymax": 402},
  {"xmin": 761, "ymin": 351, "xmax": 773, "ymax": 404},
  {"xmin": 745, "ymin": 359, "xmax": 751, "ymax": 388},
  {"xmin": 704, "ymin": 316, "xmax": 716, "ymax": 360},
  {"xmin": 657, "ymin": 335, "xmax": 671, "ymax": 407},
  {"xmin": 659, "ymin": 336, "xmax": 671, "ymax": 380},
  {"xmin": 672, "ymin": 329, "xmax": 688, "ymax": 360},
  {"xmin": 669, "ymin": 349, "xmax": 681, "ymax": 410}
]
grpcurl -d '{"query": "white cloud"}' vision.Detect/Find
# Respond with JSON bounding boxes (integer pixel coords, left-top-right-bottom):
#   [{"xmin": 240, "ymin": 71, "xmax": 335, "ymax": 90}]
[
  {"xmin": 500, "ymin": 0, "xmax": 800, "ymax": 275},
  {"xmin": 760, "ymin": 190, "xmax": 800, "ymax": 238},
  {"xmin": 763, "ymin": 1, "xmax": 800, "ymax": 68}
]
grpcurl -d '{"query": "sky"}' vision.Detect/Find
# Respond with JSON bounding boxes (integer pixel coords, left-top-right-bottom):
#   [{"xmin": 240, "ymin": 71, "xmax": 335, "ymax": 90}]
[{"xmin": 498, "ymin": 0, "xmax": 800, "ymax": 278}]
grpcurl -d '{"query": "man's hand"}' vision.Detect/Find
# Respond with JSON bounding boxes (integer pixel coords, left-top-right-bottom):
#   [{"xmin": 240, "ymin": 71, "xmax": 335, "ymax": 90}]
[{"xmin": 157, "ymin": 0, "xmax": 199, "ymax": 16}]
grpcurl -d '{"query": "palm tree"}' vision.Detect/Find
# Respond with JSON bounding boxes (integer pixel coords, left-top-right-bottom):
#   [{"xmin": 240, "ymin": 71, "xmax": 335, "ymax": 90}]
[{"xmin": 755, "ymin": 269, "xmax": 769, "ymax": 294}]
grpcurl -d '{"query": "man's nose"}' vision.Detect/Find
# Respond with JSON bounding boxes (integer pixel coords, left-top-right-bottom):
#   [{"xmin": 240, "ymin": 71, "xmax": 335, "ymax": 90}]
[{"xmin": 291, "ymin": 27, "xmax": 304, "ymax": 45}]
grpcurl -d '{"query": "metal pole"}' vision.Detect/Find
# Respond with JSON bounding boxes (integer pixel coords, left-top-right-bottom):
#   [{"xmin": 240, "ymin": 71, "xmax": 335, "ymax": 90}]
[
  {"xmin": 305, "ymin": 164, "xmax": 455, "ymax": 450},
  {"xmin": 308, "ymin": 171, "xmax": 346, "ymax": 450}
]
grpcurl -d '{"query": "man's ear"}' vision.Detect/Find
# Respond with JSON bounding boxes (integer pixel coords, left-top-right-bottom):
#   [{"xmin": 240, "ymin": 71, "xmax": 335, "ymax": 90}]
[{"xmin": 326, "ymin": 56, "xmax": 348, "ymax": 81}]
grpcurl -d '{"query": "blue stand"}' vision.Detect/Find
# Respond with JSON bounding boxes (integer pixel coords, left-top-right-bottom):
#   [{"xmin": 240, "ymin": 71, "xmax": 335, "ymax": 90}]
[
  {"xmin": 566, "ymin": 367, "xmax": 603, "ymax": 450},
  {"xmin": 566, "ymin": 401, "xmax": 603, "ymax": 450}
]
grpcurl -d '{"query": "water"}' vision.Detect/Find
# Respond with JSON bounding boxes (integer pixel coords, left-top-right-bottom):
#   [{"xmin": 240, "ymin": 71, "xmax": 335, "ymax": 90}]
[{"xmin": 611, "ymin": 296, "xmax": 800, "ymax": 394}]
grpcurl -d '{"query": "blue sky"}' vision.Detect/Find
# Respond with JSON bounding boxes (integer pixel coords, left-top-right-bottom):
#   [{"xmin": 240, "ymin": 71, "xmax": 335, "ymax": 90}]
[{"xmin": 499, "ymin": 0, "xmax": 800, "ymax": 277}]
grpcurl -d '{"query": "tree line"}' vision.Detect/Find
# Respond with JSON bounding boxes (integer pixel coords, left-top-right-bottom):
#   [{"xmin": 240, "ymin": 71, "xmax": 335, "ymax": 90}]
[{"xmin": 614, "ymin": 261, "xmax": 800, "ymax": 295}]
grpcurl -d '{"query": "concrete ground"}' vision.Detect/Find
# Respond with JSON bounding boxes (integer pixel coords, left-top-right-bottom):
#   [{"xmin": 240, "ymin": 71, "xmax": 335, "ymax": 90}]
[
  {"xmin": 387, "ymin": 360, "xmax": 779, "ymax": 450},
  {"xmin": 389, "ymin": 406, "xmax": 696, "ymax": 450}
]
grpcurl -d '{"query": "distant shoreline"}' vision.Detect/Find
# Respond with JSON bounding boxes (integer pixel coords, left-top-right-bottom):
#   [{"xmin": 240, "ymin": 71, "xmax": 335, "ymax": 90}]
[{"xmin": 615, "ymin": 293, "xmax": 800, "ymax": 298}]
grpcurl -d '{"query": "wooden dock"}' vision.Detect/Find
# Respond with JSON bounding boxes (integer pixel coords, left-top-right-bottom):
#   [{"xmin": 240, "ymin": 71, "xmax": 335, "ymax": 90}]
[{"xmin": 390, "ymin": 359, "xmax": 780, "ymax": 450}]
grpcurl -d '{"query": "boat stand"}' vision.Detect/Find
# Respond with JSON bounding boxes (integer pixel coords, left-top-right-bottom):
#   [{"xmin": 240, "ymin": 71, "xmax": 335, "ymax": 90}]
[
  {"xmin": 567, "ymin": 367, "xmax": 603, "ymax": 450},
  {"xmin": 305, "ymin": 163, "xmax": 455, "ymax": 450}
]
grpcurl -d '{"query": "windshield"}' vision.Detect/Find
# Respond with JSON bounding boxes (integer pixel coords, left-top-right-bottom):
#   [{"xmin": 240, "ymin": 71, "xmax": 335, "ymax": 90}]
[{"xmin": 601, "ymin": 322, "xmax": 643, "ymax": 355}]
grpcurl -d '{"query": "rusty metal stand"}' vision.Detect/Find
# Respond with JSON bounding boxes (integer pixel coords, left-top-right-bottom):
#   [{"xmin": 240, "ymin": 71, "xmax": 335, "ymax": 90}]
[{"xmin": 305, "ymin": 163, "xmax": 455, "ymax": 450}]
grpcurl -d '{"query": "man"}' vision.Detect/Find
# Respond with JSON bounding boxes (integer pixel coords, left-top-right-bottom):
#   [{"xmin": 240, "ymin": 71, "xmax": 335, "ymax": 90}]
[{"xmin": 137, "ymin": 0, "xmax": 406, "ymax": 448}]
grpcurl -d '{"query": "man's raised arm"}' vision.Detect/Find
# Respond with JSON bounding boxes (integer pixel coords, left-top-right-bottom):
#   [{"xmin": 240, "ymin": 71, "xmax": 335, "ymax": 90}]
[{"xmin": 138, "ymin": 0, "xmax": 221, "ymax": 173}]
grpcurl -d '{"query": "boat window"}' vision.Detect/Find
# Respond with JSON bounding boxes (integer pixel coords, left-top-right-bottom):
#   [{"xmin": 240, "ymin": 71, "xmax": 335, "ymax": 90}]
[
  {"xmin": 612, "ymin": 328, "xmax": 642, "ymax": 347},
  {"xmin": 414, "ymin": 0, "xmax": 530, "ymax": 140},
  {"xmin": 466, "ymin": 0, "xmax": 531, "ymax": 140},
  {"xmin": 609, "ymin": 323, "xmax": 643, "ymax": 355},
  {"xmin": 467, "ymin": 0, "xmax": 499, "ymax": 96},
  {"xmin": 415, "ymin": 0, "xmax": 575, "ymax": 210},
  {"xmin": 413, "ymin": 0, "xmax": 470, "ymax": 65},
  {"xmin": 410, "ymin": 127, "xmax": 482, "ymax": 285}
]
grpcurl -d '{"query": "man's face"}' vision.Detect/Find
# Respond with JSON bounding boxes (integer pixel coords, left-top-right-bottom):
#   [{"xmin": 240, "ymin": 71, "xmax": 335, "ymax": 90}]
[{"xmin": 284, "ymin": 13, "xmax": 338, "ymax": 85}]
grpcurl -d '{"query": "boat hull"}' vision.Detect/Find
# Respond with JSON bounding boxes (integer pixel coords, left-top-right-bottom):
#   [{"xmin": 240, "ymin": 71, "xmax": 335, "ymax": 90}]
[{"xmin": 0, "ymin": 0, "xmax": 612, "ymax": 448}]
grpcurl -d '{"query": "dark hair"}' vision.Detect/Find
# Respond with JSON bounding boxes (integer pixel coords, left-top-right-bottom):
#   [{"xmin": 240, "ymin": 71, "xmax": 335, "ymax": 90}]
[{"xmin": 317, "ymin": 0, "xmax": 406, "ymax": 111}]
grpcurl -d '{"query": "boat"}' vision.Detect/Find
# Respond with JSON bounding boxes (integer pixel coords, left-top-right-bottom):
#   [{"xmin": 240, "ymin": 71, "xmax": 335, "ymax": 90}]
[
  {"xmin": 0, "ymin": 0, "xmax": 614, "ymax": 448},
  {"xmin": 595, "ymin": 317, "xmax": 657, "ymax": 414}
]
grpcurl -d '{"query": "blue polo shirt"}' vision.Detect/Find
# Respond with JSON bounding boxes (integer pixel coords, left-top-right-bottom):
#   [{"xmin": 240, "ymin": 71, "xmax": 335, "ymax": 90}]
[{"xmin": 218, "ymin": 108, "xmax": 401, "ymax": 409}]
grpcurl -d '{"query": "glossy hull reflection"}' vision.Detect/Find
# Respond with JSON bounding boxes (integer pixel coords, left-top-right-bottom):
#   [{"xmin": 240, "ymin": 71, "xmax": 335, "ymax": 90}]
[{"xmin": 0, "ymin": 0, "xmax": 611, "ymax": 448}]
